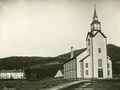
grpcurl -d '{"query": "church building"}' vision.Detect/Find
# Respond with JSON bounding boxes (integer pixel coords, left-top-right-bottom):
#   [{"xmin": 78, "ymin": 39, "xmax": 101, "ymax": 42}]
[{"xmin": 63, "ymin": 7, "xmax": 112, "ymax": 79}]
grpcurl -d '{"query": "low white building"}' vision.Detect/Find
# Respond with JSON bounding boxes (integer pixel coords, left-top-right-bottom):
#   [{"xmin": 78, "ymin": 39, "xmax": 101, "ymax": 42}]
[
  {"xmin": 63, "ymin": 7, "xmax": 112, "ymax": 79},
  {"xmin": 0, "ymin": 70, "xmax": 25, "ymax": 79}
]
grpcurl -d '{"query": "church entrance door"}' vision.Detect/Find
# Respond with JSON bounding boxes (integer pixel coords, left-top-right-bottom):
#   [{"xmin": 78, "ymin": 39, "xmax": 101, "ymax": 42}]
[{"xmin": 98, "ymin": 68, "xmax": 103, "ymax": 78}]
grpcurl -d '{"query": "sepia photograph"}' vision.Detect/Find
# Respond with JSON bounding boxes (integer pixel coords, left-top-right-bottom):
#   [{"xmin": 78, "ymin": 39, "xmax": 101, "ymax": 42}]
[{"xmin": 0, "ymin": 0, "xmax": 120, "ymax": 90}]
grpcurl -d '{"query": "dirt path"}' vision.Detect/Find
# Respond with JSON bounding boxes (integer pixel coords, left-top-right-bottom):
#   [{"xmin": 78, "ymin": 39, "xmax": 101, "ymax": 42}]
[{"xmin": 44, "ymin": 80, "xmax": 90, "ymax": 90}]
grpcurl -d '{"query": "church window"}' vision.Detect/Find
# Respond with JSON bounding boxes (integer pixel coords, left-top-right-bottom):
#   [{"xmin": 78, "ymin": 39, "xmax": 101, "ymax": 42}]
[
  {"xmin": 97, "ymin": 24, "xmax": 100, "ymax": 30},
  {"xmin": 94, "ymin": 23, "xmax": 100, "ymax": 30},
  {"xmin": 94, "ymin": 24, "xmax": 97, "ymax": 29},
  {"xmin": 108, "ymin": 70, "xmax": 110, "ymax": 75},
  {"xmin": 73, "ymin": 60, "xmax": 75, "ymax": 69},
  {"xmin": 71, "ymin": 61, "xmax": 73, "ymax": 69},
  {"xmin": 107, "ymin": 63, "xmax": 110, "ymax": 68},
  {"xmin": 98, "ymin": 48, "xmax": 101, "ymax": 53},
  {"xmin": 98, "ymin": 59, "xmax": 102, "ymax": 67},
  {"xmin": 86, "ymin": 70, "xmax": 88, "ymax": 75},
  {"xmin": 88, "ymin": 39, "xmax": 90, "ymax": 46},
  {"xmin": 66, "ymin": 63, "xmax": 68, "ymax": 71},
  {"xmin": 86, "ymin": 63, "xmax": 88, "ymax": 68},
  {"xmin": 65, "ymin": 64, "xmax": 67, "ymax": 71}
]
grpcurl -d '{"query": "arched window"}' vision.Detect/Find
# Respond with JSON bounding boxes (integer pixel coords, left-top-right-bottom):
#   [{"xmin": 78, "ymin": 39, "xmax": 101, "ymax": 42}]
[{"xmin": 98, "ymin": 59, "xmax": 102, "ymax": 67}]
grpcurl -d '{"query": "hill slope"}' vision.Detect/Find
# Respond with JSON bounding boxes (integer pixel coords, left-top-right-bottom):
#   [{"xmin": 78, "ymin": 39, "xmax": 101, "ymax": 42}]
[
  {"xmin": 0, "ymin": 57, "xmax": 66, "ymax": 80},
  {"xmin": 107, "ymin": 44, "xmax": 120, "ymax": 74},
  {"xmin": 0, "ymin": 44, "xmax": 120, "ymax": 79}
]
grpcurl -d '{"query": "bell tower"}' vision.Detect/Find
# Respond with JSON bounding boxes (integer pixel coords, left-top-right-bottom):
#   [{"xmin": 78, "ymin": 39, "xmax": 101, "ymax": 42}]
[
  {"xmin": 90, "ymin": 6, "xmax": 101, "ymax": 33},
  {"xmin": 86, "ymin": 5, "xmax": 109, "ymax": 78}
]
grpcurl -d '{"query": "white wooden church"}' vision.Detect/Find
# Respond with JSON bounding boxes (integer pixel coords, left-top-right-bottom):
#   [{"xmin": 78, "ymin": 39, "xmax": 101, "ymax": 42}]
[{"xmin": 63, "ymin": 7, "xmax": 112, "ymax": 79}]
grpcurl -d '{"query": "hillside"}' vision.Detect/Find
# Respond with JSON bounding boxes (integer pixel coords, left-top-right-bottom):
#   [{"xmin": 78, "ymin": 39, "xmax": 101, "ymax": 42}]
[
  {"xmin": 57, "ymin": 48, "xmax": 86, "ymax": 59},
  {"xmin": 0, "ymin": 56, "xmax": 64, "ymax": 70},
  {"xmin": 0, "ymin": 44, "xmax": 120, "ymax": 79},
  {"xmin": 0, "ymin": 57, "xmax": 66, "ymax": 80},
  {"xmin": 107, "ymin": 44, "xmax": 120, "ymax": 75}
]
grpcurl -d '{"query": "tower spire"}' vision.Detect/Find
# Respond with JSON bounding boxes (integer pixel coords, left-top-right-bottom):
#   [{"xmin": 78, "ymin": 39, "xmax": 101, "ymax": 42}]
[
  {"xmin": 93, "ymin": 4, "xmax": 98, "ymax": 20},
  {"xmin": 91, "ymin": 4, "xmax": 101, "ymax": 31}
]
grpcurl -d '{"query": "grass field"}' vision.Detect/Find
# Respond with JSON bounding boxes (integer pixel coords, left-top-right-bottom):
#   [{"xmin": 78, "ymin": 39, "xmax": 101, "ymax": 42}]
[
  {"xmin": 0, "ymin": 78, "xmax": 73, "ymax": 90},
  {"xmin": 88, "ymin": 79, "xmax": 120, "ymax": 90},
  {"xmin": 1, "ymin": 79, "xmax": 120, "ymax": 90}
]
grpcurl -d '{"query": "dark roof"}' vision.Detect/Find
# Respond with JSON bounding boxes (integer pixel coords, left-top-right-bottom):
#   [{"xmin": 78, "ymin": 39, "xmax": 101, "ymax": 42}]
[
  {"xmin": 0, "ymin": 70, "xmax": 24, "ymax": 73},
  {"xmin": 63, "ymin": 57, "xmax": 76, "ymax": 64},
  {"xmin": 93, "ymin": 31, "xmax": 106, "ymax": 38},
  {"xmin": 86, "ymin": 30, "xmax": 107, "ymax": 40},
  {"xmin": 63, "ymin": 49, "xmax": 87, "ymax": 64}
]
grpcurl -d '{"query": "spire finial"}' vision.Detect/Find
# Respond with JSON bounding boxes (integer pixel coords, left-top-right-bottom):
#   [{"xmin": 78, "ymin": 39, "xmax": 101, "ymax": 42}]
[
  {"xmin": 93, "ymin": 0, "xmax": 96, "ymax": 8},
  {"xmin": 94, "ymin": 4, "xmax": 96, "ymax": 9},
  {"xmin": 94, "ymin": 4, "xmax": 97, "ymax": 17}
]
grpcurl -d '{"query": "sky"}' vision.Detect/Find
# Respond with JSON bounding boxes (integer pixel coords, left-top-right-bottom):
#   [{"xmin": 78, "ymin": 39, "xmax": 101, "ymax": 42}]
[{"xmin": 0, "ymin": 0, "xmax": 120, "ymax": 58}]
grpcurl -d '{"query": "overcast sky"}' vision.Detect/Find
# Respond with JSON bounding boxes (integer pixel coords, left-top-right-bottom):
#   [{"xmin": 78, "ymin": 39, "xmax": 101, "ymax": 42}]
[{"xmin": 0, "ymin": 0, "xmax": 119, "ymax": 58}]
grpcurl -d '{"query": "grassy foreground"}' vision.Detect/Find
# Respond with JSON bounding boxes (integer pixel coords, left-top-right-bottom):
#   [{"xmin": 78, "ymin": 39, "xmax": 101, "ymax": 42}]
[
  {"xmin": 1, "ymin": 79, "xmax": 120, "ymax": 90},
  {"xmin": 60, "ymin": 79, "xmax": 120, "ymax": 90},
  {"xmin": 0, "ymin": 78, "xmax": 73, "ymax": 90}
]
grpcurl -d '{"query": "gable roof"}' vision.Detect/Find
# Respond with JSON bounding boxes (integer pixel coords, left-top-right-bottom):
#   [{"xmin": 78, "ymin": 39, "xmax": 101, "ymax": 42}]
[
  {"xmin": 63, "ymin": 49, "xmax": 87, "ymax": 64},
  {"xmin": 86, "ymin": 30, "xmax": 107, "ymax": 40}
]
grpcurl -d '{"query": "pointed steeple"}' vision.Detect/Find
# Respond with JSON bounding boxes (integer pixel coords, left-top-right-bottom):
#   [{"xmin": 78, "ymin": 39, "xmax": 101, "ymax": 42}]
[
  {"xmin": 91, "ymin": 5, "xmax": 101, "ymax": 31},
  {"xmin": 94, "ymin": 7, "xmax": 97, "ymax": 18},
  {"xmin": 93, "ymin": 4, "xmax": 98, "ymax": 20}
]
